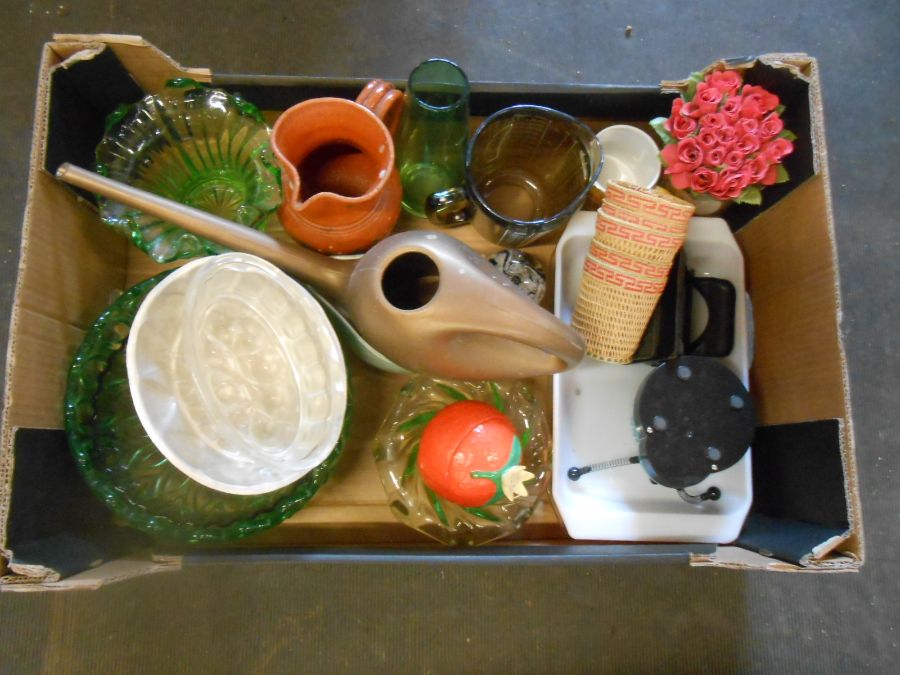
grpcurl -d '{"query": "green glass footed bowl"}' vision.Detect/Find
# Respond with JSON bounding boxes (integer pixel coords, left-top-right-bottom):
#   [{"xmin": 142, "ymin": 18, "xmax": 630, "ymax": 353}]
[
  {"xmin": 64, "ymin": 273, "xmax": 347, "ymax": 543},
  {"xmin": 374, "ymin": 378, "xmax": 550, "ymax": 546},
  {"xmin": 95, "ymin": 79, "xmax": 281, "ymax": 263}
]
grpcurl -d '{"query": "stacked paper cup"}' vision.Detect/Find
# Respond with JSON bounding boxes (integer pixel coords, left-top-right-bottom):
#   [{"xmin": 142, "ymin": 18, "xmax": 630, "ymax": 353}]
[{"xmin": 572, "ymin": 180, "xmax": 695, "ymax": 363}]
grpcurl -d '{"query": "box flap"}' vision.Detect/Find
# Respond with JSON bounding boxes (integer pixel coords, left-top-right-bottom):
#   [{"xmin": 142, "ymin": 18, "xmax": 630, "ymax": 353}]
[
  {"xmin": 43, "ymin": 35, "xmax": 212, "ymax": 201},
  {"xmin": 43, "ymin": 45, "xmax": 144, "ymax": 184},
  {"xmin": 51, "ymin": 34, "xmax": 211, "ymax": 92},
  {"xmin": 4, "ymin": 173, "xmax": 127, "ymax": 433},
  {"xmin": 735, "ymin": 172, "xmax": 861, "ymax": 567},
  {"xmin": 3, "ymin": 429, "xmax": 148, "ymax": 583},
  {"xmin": 735, "ymin": 419, "xmax": 851, "ymax": 566},
  {"xmin": 2, "ymin": 558, "xmax": 179, "ymax": 592},
  {"xmin": 691, "ymin": 544, "xmax": 859, "ymax": 572}
]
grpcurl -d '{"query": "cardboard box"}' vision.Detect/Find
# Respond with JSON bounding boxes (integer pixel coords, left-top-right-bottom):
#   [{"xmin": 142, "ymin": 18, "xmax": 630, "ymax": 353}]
[{"xmin": 0, "ymin": 35, "xmax": 862, "ymax": 590}]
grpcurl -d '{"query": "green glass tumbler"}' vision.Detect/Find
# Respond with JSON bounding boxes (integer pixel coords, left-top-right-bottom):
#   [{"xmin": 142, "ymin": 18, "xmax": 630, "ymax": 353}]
[{"xmin": 396, "ymin": 59, "xmax": 470, "ymax": 218}]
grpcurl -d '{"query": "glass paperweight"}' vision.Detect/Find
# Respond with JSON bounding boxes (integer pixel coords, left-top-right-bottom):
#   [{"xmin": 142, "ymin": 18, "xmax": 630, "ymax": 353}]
[
  {"xmin": 64, "ymin": 273, "xmax": 346, "ymax": 543},
  {"xmin": 374, "ymin": 377, "xmax": 549, "ymax": 545},
  {"xmin": 95, "ymin": 78, "xmax": 281, "ymax": 263},
  {"xmin": 488, "ymin": 248, "xmax": 547, "ymax": 303}
]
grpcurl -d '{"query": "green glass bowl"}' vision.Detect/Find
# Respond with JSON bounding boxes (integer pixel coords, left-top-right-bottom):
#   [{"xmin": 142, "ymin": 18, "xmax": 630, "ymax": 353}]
[
  {"xmin": 95, "ymin": 79, "xmax": 281, "ymax": 263},
  {"xmin": 64, "ymin": 273, "xmax": 347, "ymax": 543}
]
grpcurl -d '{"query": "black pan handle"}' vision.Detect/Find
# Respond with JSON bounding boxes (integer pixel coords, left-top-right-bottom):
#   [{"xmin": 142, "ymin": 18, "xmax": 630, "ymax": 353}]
[{"xmin": 685, "ymin": 276, "xmax": 736, "ymax": 357}]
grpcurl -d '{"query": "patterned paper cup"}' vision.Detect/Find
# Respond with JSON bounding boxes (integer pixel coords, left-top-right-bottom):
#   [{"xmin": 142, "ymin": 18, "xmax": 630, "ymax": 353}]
[
  {"xmin": 592, "ymin": 226, "xmax": 680, "ymax": 265},
  {"xmin": 601, "ymin": 201, "xmax": 690, "ymax": 235},
  {"xmin": 572, "ymin": 260, "xmax": 666, "ymax": 363},
  {"xmin": 596, "ymin": 210, "xmax": 685, "ymax": 256},
  {"xmin": 587, "ymin": 239, "xmax": 671, "ymax": 280},
  {"xmin": 581, "ymin": 254, "xmax": 667, "ymax": 293},
  {"xmin": 573, "ymin": 191, "xmax": 688, "ymax": 363},
  {"xmin": 604, "ymin": 180, "xmax": 695, "ymax": 226}
]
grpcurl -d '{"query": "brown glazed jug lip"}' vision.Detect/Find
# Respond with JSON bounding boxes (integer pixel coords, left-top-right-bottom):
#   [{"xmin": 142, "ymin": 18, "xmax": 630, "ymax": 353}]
[{"xmin": 271, "ymin": 96, "xmax": 397, "ymax": 208}]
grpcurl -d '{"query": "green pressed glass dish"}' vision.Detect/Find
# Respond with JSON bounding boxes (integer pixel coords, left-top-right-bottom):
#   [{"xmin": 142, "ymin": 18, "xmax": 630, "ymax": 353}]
[
  {"xmin": 95, "ymin": 79, "xmax": 281, "ymax": 263},
  {"xmin": 64, "ymin": 273, "xmax": 347, "ymax": 543}
]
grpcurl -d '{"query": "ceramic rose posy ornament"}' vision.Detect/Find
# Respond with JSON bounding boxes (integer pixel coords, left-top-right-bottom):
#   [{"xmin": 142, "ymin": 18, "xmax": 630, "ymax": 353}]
[{"xmin": 650, "ymin": 68, "xmax": 797, "ymax": 206}]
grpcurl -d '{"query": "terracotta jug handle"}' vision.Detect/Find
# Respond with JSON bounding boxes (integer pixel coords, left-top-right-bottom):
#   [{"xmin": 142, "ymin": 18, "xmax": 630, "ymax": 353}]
[{"xmin": 356, "ymin": 79, "xmax": 403, "ymax": 135}]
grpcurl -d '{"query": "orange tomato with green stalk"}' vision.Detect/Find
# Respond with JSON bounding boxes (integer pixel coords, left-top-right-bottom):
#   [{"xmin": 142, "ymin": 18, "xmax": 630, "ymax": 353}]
[{"xmin": 417, "ymin": 400, "xmax": 534, "ymax": 508}]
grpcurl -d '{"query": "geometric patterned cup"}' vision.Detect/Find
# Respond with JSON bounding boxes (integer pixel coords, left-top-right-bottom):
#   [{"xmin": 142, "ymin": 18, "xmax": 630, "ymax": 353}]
[
  {"xmin": 572, "ymin": 257, "xmax": 669, "ymax": 363},
  {"xmin": 587, "ymin": 239, "xmax": 672, "ymax": 281},
  {"xmin": 596, "ymin": 210, "xmax": 685, "ymax": 256},
  {"xmin": 601, "ymin": 200, "xmax": 690, "ymax": 235},
  {"xmin": 591, "ymin": 225, "xmax": 682, "ymax": 265},
  {"xmin": 571, "ymin": 180, "xmax": 694, "ymax": 362},
  {"xmin": 604, "ymin": 180, "xmax": 695, "ymax": 225}
]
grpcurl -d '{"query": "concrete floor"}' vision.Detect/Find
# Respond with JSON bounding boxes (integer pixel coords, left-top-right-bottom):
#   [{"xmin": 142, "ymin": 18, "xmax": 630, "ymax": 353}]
[{"xmin": 1, "ymin": 1, "xmax": 898, "ymax": 673}]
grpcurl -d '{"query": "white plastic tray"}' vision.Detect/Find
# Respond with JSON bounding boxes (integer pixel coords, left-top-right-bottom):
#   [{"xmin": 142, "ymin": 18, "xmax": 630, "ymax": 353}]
[{"xmin": 552, "ymin": 211, "xmax": 752, "ymax": 543}]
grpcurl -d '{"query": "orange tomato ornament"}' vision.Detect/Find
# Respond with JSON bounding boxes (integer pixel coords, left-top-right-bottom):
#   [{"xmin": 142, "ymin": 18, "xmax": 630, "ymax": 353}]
[{"xmin": 417, "ymin": 400, "xmax": 535, "ymax": 508}]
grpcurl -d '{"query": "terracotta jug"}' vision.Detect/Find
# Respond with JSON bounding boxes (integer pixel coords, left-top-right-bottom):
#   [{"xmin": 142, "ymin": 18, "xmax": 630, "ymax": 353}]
[{"xmin": 272, "ymin": 80, "xmax": 404, "ymax": 254}]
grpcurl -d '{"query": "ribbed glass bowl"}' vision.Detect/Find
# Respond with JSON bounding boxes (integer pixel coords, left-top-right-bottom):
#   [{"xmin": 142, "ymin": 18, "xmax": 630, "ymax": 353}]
[
  {"xmin": 64, "ymin": 273, "xmax": 347, "ymax": 543},
  {"xmin": 95, "ymin": 79, "xmax": 281, "ymax": 263}
]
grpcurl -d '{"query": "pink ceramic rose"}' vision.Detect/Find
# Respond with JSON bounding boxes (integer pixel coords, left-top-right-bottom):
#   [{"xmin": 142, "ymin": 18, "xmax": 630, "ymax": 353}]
[
  {"xmin": 661, "ymin": 140, "xmax": 699, "ymax": 176},
  {"xmin": 716, "ymin": 125, "xmax": 738, "ymax": 148},
  {"xmin": 741, "ymin": 85, "xmax": 779, "ymax": 113},
  {"xmin": 737, "ymin": 118, "xmax": 759, "ymax": 137},
  {"xmin": 721, "ymin": 96, "xmax": 742, "ymax": 123},
  {"xmin": 759, "ymin": 112, "xmax": 784, "ymax": 140},
  {"xmin": 662, "ymin": 138, "xmax": 704, "ymax": 189},
  {"xmin": 674, "ymin": 137, "xmax": 703, "ymax": 171},
  {"xmin": 764, "ymin": 137, "xmax": 794, "ymax": 163},
  {"xmin": 740, "ymin": 96, "xmax": 764, "ymax": 120},
  {"xmin": 707, "ymin": 69, "xmax": 742, "ymax": 96},
  {"xmin": 711, "ymin": 168, "xmax": 751, "ymax": 199},
  {"xmin": 695, "ymin": 82, "xmax": 723, "ymax": 115},
  {"xmin": 700, "ymin": 112, "xmax": 725, "ymax": 130},
  {"xmin": 748, "ymin": 155, "xmax": 771, "ymax": 183},
  {"xmin": 736, "ymin": 133, "xmax": 761, "ymax": 156},
  {"xmin": 761, "ymin": 164, "xmax": 779, "ymax": 185},
  {"xmin": 697, "ymin": 129, "xmax": 719, "ymax": 151},
  {"xmin": 704, "ymin": 146, "xmax": 726, "ymax": 167},
  {"xmin": 671, "ymin": 113, "xmax": 698, "ymax": 139},
  {"xmin": 678, "ymin": 138, "xmax": 703, "ymax": 171},
  {"xmin": 668, "ymin": 170, "xmax": 692, "ymax": 190},
  {"xmin": 690, "ymin": 167, "xmax": 718, "ymax": 192},
  {"xmin": 660, "ymin": 143, "xmax": 679, "ymax": 168},
  {"xmin": 664, "ymin": 98, "xmax": 684, "ymax": 132},
  {"xmin": 725, "ymin": 150, "xmax": 745, "ymax": 170},
  {"xmin": 681, "ymin": 101, "xmax": 703, "ymax": 118}
]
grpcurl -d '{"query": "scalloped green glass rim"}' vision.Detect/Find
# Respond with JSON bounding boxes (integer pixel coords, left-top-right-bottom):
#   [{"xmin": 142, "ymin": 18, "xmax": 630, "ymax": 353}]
[
  {"xmin": 63, "ymin": 272, "xmax": 349, "ymax": 544},
  {"xmin": 100, "ymin": 78, "xmax": 268, "ymax": 136},
  {"xmin": 94, "ymin": 79, "xmax": 281, "ymax": 263}
]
